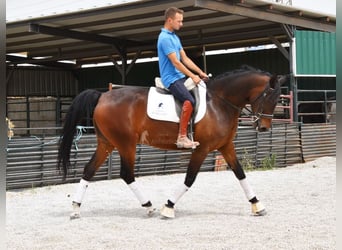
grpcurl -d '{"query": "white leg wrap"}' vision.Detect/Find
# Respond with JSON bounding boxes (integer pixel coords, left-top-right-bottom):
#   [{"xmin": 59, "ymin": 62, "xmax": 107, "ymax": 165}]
[
  {"xmin": 73, "ymin": 179, "xmax": 89, "ymax": 204},
  {"xmin": 169, "ymin": 183, "xmax": 189, "ymax": 204},
  {"xmin": 239, "ymin": 178, "xmax": 256, "ymax": 201},
  {"xmin": 128, "ymin": 182, "xmax": 149, "ymax": 205}
]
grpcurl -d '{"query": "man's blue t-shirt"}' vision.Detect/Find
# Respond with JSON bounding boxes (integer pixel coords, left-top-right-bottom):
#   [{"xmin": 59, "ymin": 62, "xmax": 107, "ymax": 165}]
[{"xmin": 157, "ymin": 28, "xmax": 185, "ymax": 88}]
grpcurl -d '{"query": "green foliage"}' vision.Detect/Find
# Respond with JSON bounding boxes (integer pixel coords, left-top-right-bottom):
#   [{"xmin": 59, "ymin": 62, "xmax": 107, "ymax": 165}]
[
  {"xmin": 241, "ymin": 148, "xmax": 277, "ymax": 171},
  {"xmin": 261, "ymin": 153, "xmax": 277, "ymax": 170},
  {"xmin": 241, "ymin": 148, "xmax": 255, "ymax": 171}
]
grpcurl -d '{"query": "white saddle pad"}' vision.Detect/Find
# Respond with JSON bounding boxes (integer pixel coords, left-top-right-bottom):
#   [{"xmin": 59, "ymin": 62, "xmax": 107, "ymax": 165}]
[{"xmin": 147, "ymin": 81, "xmax": 207, "ymax": 123}]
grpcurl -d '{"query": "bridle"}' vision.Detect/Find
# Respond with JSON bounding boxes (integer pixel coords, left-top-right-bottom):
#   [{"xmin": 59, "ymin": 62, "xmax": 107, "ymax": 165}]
[
  {"xmin": 205, "ymin": 79, "xmax": 278, "ymax": 125},
  {"xmin": 246, "ymin": 84, "xmax": 276, "ymax": 125}
]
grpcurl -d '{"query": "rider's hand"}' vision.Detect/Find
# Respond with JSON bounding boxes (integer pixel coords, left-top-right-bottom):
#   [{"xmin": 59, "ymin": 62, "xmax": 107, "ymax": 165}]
[
  {"xmin": 191, "ymin": 75, "xmax": 202, "ymax": 84},
  {"xmin": 199, "ymin": 71, "xmax": 209, "ymax": 82}
]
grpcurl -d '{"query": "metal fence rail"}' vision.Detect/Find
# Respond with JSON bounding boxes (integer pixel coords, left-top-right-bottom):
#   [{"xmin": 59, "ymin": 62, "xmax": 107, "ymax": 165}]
[
  {"xmin": 234, "ymin": 123, "xmax": 302, "ymax": 168},
  {"xmin": 6, "ymin": 133, "xmax": 218, "ymax": 189},
  {"xmin": 296, "ymin": 89, "xmax": 336, "ymax": 123},
  {"xmin": 6, "ymin": 123, "xmax": 335, "ymax": 190},
  {"xmin": 300, "ymin": 124, "xmax": 336, "ymax": 162}
]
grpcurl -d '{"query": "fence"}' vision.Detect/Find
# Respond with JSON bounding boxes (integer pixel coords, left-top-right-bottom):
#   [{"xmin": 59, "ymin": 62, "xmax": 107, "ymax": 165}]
[
  {"xmin": 6, "ymin": 130, "xmax": 217, "ymax": 189},
  {"xmin": 300, "ymin": 123, "xmax": 336, "ymax": 161},
  {"xmin": 296, "ymin": 89, "xmax": 336, "ymax": 123},
  {"xmin": 7, "ymin": 96, "xmax": 73, "ymax": 135},
  {"xmin": 6, "ymin": 123, "xmax": 335, "ymax": 190}
]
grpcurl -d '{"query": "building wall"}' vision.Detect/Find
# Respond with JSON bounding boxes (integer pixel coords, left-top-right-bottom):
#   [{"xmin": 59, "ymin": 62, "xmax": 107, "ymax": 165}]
[
  {"xmin": 7, "ymin": 67, "xmax": 78, "ymax": 97},
  {"xmin": 76, "ymin": 48, "xmax": 290, "ymax": 91}
]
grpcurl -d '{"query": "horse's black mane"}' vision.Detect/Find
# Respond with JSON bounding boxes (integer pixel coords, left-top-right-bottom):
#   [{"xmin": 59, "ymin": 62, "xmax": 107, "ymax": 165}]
[{"xmin": 211, "ymin": 65, "xmax": 271, "ymax": 81}]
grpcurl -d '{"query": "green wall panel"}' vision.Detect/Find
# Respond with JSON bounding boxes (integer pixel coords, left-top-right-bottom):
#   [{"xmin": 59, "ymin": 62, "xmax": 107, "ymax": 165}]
[{"xmin": 295, "ymin": 30, "xmax": 336, "ymax": 76}]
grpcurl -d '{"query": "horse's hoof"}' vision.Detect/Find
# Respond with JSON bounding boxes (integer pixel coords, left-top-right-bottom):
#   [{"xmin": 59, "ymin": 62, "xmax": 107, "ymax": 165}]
[
  {"xmin": 146, "ymin": 206, "xmax": 156, "ymax": 217},
  {"xmin": 70, "ymin": 201, "xmax": 81, "ymax": 220},
  {"xmin": 251, "ymin": 201, "xmax": 267, "ymax": 216},
  {"xmin": 255, "ymin": 209, "xmax": 267, "ymax": 216},
  {"xmin": 160, "ymin": 205, "xmax": 175, "ymax": 219},
  {"xmin": 70, "ymin": 212, "xmax": 81, "ymax": 220}
]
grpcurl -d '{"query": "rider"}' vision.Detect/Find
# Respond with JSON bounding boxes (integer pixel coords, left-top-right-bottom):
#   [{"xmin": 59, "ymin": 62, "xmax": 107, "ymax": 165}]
[{"xmin": 157, "ymin": 7, "xmax": 208, "ymax": 149}]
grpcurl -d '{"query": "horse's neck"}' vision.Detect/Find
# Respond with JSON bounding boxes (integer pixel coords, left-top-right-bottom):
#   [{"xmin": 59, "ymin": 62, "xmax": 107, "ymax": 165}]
[{"xmin": 209, "ymin": 80, "xmax": 251, "ymax": 108}]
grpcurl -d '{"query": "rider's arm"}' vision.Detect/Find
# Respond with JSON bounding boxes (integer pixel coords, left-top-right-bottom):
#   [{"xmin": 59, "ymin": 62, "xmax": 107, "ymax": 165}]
[
  {"xmin": 179, "ymin": 49, "xmax": 206, "ymax": 79},
  {"xmin": 167, "ymin": 52, "xmax": 201, "ymax": 83}
]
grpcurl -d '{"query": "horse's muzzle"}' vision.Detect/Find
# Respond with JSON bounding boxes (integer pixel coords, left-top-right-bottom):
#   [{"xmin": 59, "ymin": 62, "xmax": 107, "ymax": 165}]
[
  {"xmin": 253, "ymin": 121, "xmax": 269, "ymax": 132},
  {"xmin": 253, "ymin": 113, "xmax": 273, "ymax": 132},
  {"xmin": 257, "ymin": 126, "xmax": 269, "ymax": 132}
]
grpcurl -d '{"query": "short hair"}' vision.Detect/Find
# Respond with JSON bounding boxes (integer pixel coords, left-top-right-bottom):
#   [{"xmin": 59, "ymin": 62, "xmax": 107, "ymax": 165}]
[{"xmin": 164, "ymin": 7, "xmax": 184, "ymax": 20}]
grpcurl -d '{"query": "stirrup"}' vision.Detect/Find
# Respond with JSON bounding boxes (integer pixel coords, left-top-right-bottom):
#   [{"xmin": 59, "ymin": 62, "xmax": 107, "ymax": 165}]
[{"xmin": 176, "ymin": 136, "xmax": 200, "ymax": 149}]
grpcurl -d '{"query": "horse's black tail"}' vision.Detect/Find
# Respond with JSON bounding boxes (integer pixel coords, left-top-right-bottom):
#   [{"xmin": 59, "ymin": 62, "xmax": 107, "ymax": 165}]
[{"xmin": 57, "ymin": 89, "xmax": 102, "ymax": 178}]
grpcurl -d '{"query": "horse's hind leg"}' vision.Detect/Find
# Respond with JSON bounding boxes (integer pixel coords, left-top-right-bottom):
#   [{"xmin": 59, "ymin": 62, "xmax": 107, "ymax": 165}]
[
  {"xmin": 219, "ymin": 143, "xmax": 266, "ymax": 216},
  {"xmin": 119, "ymin": 148, "xmax": 155, "ymax": 216},
  {"xmin": 70, "ymin": 139, "xmax": 113, "ymax": 219}
]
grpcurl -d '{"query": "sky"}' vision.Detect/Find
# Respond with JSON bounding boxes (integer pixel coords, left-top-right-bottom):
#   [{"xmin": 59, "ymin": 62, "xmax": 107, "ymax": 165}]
[
  {"xmin": 291, "ymin": 0, "xmax": 335, "ymax": 15},
  {"xmin": 6, "ymin": 0, "xmax": 336, "ymax": 22},
  {"xmin": 6, "ymin": 0, "xmax": 139, "ymax": 22}
]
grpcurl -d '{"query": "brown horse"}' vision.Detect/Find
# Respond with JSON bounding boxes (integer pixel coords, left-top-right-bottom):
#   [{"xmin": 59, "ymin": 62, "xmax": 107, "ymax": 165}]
[{"xmin": 58, "ymin": 66, "xmax": 287, "ymax": 219}]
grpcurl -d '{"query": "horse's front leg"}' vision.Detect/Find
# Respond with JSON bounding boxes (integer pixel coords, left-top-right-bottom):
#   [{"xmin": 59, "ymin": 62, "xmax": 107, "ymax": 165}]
[
  {"xmin": 219, "ymin": 143, "xmax": 266, "ymax": 216},
  {"xmin": 160, "ymin": 150, "xmax": 207, "ymax": 218}
]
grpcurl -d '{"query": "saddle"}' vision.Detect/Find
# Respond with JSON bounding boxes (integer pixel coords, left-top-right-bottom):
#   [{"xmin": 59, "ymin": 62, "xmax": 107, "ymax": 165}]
[
  {"xmin": 147, "ymin": 78, "xmax": 206, "ymax": 124},
  {"xmin": 154, "ymin": 77, "xmax": 201, "ymax": 118}
]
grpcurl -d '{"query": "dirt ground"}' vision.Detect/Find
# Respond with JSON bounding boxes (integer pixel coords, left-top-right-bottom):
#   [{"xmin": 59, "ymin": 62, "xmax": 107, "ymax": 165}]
[{"xmin": 6, "ymin": 156, "xmax": 336, "ymax": 250}]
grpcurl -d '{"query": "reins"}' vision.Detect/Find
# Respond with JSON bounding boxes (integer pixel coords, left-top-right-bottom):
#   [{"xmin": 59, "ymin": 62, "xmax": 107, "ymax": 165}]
[
  {"xmin": 199, "ymin": 80, "xmax": 242, "ymax": 112},
  {"xmin": 209, "ymin": 89, "xmax": 242, "ymax": 112},
  {"xmin": 204, "ymin": 79, "xmax": 274, "ymax": 123}
]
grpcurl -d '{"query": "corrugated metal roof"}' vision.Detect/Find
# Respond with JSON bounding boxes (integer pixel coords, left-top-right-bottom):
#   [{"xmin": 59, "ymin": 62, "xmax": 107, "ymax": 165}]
[{"xmin": 6, "ymin": 0, "xmax": 336, "ymax": 68}]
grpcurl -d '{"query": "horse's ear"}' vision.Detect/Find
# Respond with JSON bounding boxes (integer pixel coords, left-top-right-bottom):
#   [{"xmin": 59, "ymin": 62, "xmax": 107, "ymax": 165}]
[
  {"xmin": 270, "ymin": 74, "xmax": 288, "ymax": 89},
  {"xmin": 278, "ymin": 74, "xmax": 289, "ymax": 86},
  {"xmin": 269, "ymin": 75, "xmax": 279, "ymax": 89}
]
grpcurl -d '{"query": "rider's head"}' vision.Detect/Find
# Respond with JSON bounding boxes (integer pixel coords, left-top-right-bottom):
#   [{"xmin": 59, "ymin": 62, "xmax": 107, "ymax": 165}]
[{"xmin": 164, "ymin": 7, "xmax": 184, "ymax": 32}]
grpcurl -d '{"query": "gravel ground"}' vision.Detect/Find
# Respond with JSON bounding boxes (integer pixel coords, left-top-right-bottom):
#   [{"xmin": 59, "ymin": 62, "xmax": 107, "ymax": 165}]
[{"xmin": 6, "ymin": 157, "xmax": 336, "ymax": 250}]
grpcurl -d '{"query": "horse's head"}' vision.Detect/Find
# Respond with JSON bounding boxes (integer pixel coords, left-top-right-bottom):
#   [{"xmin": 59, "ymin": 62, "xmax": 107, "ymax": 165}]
[{"xmin": 250, "ymin": 74, "xmax": 287, "ymax": 132}]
